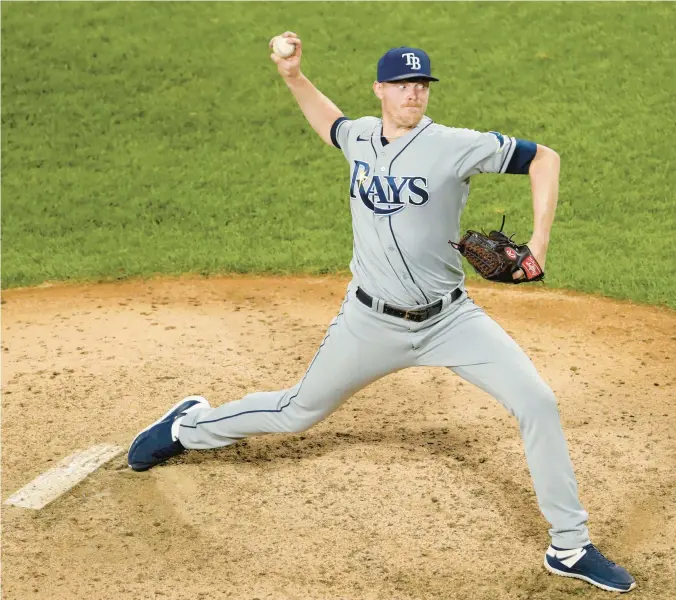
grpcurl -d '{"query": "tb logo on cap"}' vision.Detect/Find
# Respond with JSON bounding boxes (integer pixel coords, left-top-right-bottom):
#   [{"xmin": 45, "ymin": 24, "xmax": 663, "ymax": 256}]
[{"xmin": 402, "ymin": 52, "xmax": 421, "ymax": 70}]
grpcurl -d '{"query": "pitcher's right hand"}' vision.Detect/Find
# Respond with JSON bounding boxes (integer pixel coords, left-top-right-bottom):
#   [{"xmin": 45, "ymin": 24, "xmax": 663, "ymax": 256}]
[{"xmin": 269, "ymin": 32, "xmax": 303, "ymax": 79}]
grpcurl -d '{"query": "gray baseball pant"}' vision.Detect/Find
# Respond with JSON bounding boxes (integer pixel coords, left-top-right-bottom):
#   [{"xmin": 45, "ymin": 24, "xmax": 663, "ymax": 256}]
[{"xmin": 178, "ymin": 285, "xmax": 590, "ymax": 549}]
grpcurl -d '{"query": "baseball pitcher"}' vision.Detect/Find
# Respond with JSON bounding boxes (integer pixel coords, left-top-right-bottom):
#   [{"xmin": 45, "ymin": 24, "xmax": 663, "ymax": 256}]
[{"xmin": 128, "ymin": 33, "xmax": 636, "ymax": 593}]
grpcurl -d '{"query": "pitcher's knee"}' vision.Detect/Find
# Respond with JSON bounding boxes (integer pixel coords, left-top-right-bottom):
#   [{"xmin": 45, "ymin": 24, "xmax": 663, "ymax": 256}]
[
  {"xmin": 284, "ymin": 412, "xmax": 323, "ymax": 433},
  {"xmin": 280, "ymin": 387, "xmax": 349, "ymax": 433},
  {"xmin": 517, "ymin": 381, "xmax": 560, "ymax": 421},
  {"xmin": 527, "ymin": 385, "xmax": 559, "ymax": 421},
  {"xmin": 279, "ymin": 399, "xmax": 328, "ymax": 433}
]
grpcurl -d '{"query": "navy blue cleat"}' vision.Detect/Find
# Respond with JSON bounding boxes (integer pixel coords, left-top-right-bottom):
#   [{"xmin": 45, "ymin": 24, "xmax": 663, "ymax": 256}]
[
  {"xmin": 544, "ymin": 543, "xmax": 636, "ymax": 593},
  {"xmin": 128, "ymin": 396, "xmax": 210, "ymax": 472}
]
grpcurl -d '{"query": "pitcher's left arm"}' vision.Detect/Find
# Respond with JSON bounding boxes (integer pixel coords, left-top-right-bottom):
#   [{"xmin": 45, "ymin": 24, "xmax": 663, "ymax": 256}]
[
  {"xmin": 526, "ymin": 145, "xmax": 560, "ymax": 272},
  {"xmin": 451, "ymin": 131, "xmax": 559, "ymax": 281}
]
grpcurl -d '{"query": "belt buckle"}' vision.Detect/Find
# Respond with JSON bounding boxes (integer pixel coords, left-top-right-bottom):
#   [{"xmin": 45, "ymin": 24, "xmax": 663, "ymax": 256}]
[{"xmin": 404, "ymin": 309, "xmax": 425, "ymax": 322}]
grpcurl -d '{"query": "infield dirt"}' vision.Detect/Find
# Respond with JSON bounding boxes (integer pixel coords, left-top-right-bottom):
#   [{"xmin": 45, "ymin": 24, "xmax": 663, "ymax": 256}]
[{"xmin": 2, "ymin": 276, "xmax": 675, "ymax": 600}]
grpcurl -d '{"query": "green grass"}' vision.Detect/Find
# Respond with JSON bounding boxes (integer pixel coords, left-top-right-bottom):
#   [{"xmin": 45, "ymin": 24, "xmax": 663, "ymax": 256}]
[{"xmin": 2, "ymin": 2, "xmax": 675, "ymax": 307}]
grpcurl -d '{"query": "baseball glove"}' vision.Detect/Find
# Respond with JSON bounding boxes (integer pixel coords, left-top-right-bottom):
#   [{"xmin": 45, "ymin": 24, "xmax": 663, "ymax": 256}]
[{"xmin": 450, "ymin": 216, "xmax": 544, "ymax": 284}]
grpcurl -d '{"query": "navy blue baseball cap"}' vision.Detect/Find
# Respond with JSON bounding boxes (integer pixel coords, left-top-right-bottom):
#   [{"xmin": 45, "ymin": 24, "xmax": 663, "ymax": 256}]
[{"xmin": 377, "ymin": 47, "xmax": 439, "ymax": 83}]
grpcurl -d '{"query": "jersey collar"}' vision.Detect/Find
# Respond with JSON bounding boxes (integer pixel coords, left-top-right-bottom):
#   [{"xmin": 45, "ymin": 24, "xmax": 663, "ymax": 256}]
[{"xmin": 374, "ymin": 116, "xmax": 433, "ymax": 154}]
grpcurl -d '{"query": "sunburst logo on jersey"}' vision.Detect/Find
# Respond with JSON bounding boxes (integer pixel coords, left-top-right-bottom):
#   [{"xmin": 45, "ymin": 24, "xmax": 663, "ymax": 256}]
[{"xmin": 356, "ymin": 167, "xmax": 369, "ymax": 188}]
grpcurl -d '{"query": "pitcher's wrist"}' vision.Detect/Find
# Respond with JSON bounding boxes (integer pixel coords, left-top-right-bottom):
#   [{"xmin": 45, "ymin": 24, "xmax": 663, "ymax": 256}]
[{"xmin": 284, "ymin": 71, "xmax": 305, "ymax": 85}]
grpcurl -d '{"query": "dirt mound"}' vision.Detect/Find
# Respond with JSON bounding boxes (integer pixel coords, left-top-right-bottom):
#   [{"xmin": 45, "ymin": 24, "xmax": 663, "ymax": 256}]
[{"xmin": 2, "ymin": 276, "xmax": 675, "ymax": 600}]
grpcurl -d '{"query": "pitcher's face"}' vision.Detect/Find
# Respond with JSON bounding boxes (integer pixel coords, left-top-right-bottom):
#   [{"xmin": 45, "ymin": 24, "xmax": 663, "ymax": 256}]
[{"xmin": 374, "ymin": 79, "xmax": 430, "ymax": 129}]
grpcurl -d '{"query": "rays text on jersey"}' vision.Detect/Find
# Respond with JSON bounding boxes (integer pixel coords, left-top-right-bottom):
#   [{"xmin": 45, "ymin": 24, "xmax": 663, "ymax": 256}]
[{"xmin": 349, "ymin": 160, "xmax": 430, "ymax": 215}]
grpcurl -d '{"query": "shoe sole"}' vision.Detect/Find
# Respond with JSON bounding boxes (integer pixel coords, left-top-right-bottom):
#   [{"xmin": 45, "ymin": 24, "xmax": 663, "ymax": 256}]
[
  {"xmin": 127, "ymin": 395, "xmax": 210, "ymax": 469},
  {"xmin": 544, "ymin": 556, "xmax": 637, "ymax": 593}
]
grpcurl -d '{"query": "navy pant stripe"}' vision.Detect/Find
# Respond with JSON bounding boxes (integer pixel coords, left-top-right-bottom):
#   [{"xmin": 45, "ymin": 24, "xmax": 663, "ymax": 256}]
[{"xmin": 181, "ymin": 299, "xmax": 348, "ymax": 429}]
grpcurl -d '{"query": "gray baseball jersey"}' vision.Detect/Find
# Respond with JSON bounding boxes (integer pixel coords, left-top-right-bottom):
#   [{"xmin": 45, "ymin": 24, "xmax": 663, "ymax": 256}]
[{"xmin": 333, "ymin": 115, "xmax": 516, "ymax": 306}]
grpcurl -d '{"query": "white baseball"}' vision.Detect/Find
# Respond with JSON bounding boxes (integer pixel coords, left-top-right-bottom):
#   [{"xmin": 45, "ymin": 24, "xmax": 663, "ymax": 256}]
[{"xmin": 272, "ymin": 36, "xmax": 296, "ymax": 59}]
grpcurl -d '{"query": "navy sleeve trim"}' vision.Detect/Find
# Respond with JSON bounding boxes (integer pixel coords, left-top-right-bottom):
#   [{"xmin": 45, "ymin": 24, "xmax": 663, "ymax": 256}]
[
  {"xmin": 506, "ymin": 139, "xmax": 537, "ymax": 174},
  {"xmin": 330, "ymin": 116, "xmax": 348, "ymax": 149},
  {"xmin": 498, "ymin": 136, "xmax": 514, "ymax": 173}
]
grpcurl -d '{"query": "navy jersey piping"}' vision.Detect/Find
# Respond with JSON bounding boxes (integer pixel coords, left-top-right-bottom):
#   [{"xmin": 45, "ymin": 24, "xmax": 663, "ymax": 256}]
[
  {"xmin": 182, "ymin": 298, "xmax": 349, "ymax": 429},
  {"xmin": 386, "ymin": 119, "xmax": 434, "ymax": 305},
  {"xmin": 369, "ymin": 131, "xmax": 377, "ymax": 157},
  {"xmin": 499, "ymin": 136, "xmax": 514, "ymax": 172},
  {"xmin": 388, "ymin": 120, "xmax": 433, "ymax": 170},
  {"xmin": 369, "ymin": 124, "xmax": 410, "ymax": 298},
  {"xmin": 388, "ymin": 216, "xmax": 429, "ymax": 304}
]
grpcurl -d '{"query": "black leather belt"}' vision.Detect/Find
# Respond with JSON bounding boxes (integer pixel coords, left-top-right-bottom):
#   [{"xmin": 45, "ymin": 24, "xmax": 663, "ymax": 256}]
[{"xmin": 356, "ymin": 287, "xmax": 462, "ymax": 322}]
